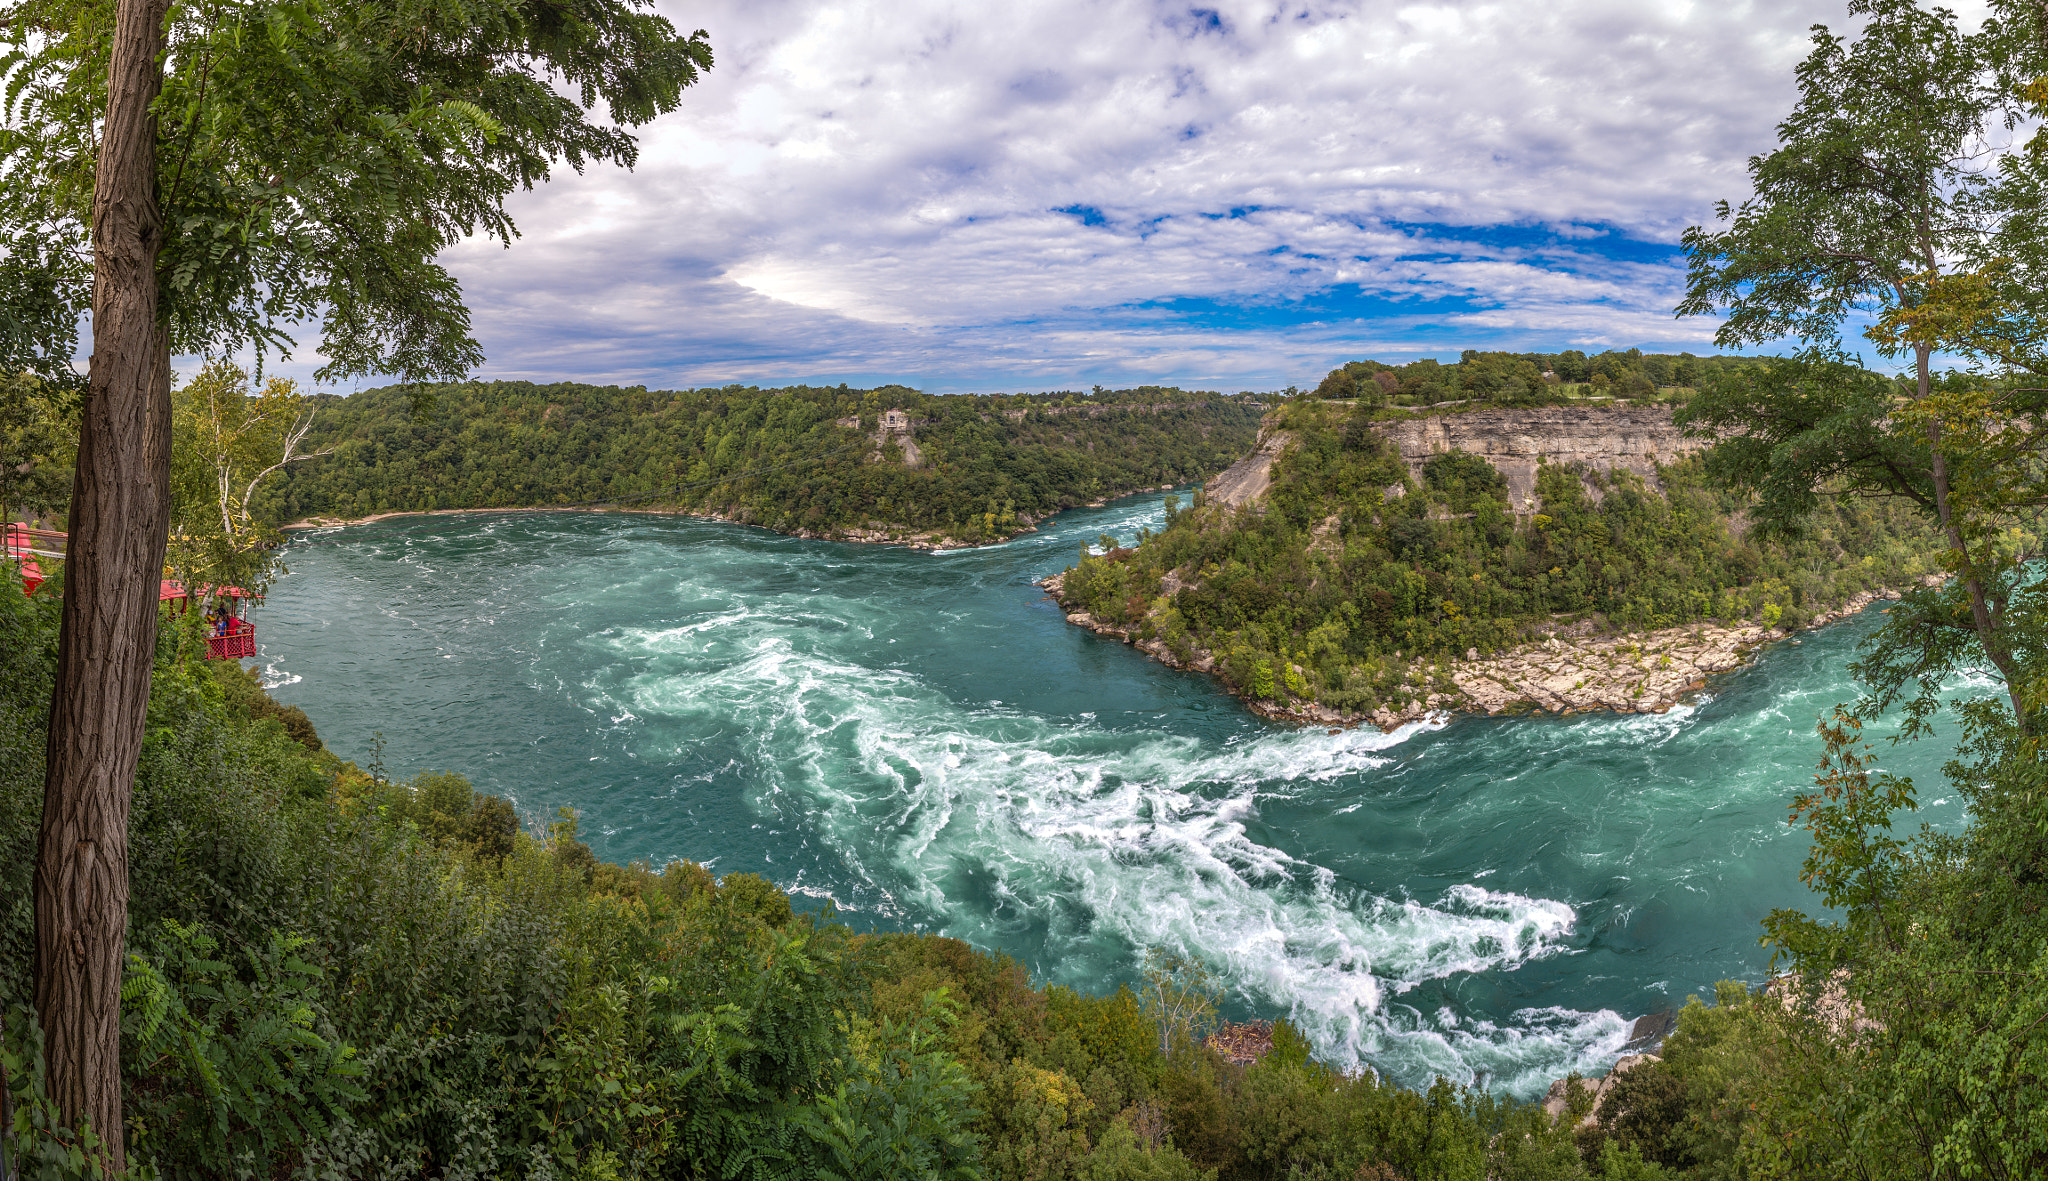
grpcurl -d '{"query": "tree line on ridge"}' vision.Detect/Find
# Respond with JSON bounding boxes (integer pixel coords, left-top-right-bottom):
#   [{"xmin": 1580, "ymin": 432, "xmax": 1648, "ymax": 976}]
[
  {"xmin": 1310, "ymin": 350, "xmax": 1771, "ymax": 407},
  {"xmin": 260, "ymin": 381, "xmax": 1266, "ymax": 545}
]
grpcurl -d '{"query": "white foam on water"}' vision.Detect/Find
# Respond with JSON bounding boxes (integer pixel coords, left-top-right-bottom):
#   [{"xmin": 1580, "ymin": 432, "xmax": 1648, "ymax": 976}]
[
  {"xmin": 256, "ymin": 654, "xmax": 303, "ymax": 691},
  {"xmin": 598, "ymin": 623, "xmax": 1603, "ymax": 1091},
  {"xmin": 258, "ymin": 661, "xmax": 302, "ymax": 690},
  {"xmin": 1545, "ymin": 703, "xmax": 1698, "ymax": 747}
]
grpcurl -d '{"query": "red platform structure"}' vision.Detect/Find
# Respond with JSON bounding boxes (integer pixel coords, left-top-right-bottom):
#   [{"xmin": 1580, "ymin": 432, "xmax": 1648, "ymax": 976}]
[
  {"xmin": 209, "ymin": 618, "xmax": 258, "ymax": 661},
  {"xmin": 4, "ymin": 523, "xmax": 63, "ymax": 596},
  {"xmin": 7, "ymin": 525, "xmax": 260, "ymax": 660}
]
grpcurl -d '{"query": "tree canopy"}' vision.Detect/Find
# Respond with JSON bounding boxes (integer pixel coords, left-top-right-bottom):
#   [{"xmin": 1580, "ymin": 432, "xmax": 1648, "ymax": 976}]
[
  {"xmin": 0, "ymin": 0, "xmax": 713, "ymax": 384},
  {"xmin": 1310, "ymin": 350, "xmax": 1768, "ymax": 409},
  {"xmin": 258, "ymin": 381, "xmax": 1266, "ymax": 544}
]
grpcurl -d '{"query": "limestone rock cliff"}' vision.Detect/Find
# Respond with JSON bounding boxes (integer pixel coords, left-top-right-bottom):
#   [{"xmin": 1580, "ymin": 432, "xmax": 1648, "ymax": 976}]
[
  {"xmin": 1373, "ymin": 404, "xmax": 1709, "ymax": 512},
  {"xmin": 1205, "ymin": 427, "xmax": 1293, "ymax": 508},
  {"xmin": 1201, "ymin": 404, "xmax": 1708, "ymax": 514}
]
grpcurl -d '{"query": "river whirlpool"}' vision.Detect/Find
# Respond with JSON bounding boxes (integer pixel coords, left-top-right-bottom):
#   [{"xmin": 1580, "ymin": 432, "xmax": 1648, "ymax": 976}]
[{"xmin": 255, "ymin": 493, "xmax": 1963, "ymax": 1096}]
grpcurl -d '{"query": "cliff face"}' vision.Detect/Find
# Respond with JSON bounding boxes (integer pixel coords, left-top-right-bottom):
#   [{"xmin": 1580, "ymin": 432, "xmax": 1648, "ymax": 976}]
[
  {"xmin": 1067, "ymin": 399, "xmax": 1939, "ymax": 731},
  {"xmin": 1206, "ymin": 428, "xmax": 1293, "ymax": 508},
  {"xmin": 1372, "ymin": 404, "xmax": 1708, "ymax": 512}
]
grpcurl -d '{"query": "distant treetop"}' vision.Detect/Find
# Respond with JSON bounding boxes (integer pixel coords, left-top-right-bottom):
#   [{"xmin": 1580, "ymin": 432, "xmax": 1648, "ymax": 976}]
[{"xmin": 1310, "ymin": 350, "xmax": 1771, "ymax": 409}]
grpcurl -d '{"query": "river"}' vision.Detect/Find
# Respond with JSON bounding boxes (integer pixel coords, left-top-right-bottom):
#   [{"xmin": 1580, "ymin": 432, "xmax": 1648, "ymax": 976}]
[{"xmin": 254, "ymin": 492, "xmax": 1964, "ymax": 1096}]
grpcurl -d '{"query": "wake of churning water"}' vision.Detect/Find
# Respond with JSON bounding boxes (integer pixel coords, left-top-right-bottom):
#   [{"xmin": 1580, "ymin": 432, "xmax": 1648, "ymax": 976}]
[{"xmin": 596, "ymin": 611, "xmax": 1627, "ymax": 1091}]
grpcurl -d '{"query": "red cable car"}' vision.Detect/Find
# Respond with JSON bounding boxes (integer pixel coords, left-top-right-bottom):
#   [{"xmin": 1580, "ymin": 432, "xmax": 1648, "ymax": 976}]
[{"xmin": 160, "ymin": 580, "xmax": 262, "ymax": 660}]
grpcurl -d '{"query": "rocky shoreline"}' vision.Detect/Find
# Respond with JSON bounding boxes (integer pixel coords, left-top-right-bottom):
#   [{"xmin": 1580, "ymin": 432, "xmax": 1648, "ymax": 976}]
[
  {"xmin": 281, "ymin": 503, "xmax": 993, "ymax": 547},
  {"xmin": 281, "ymin": 485, "xmax": 1185, "ymax": 551},
  {"xmin": 1043, "ymin": 574, "xmax": 1941, "ymax": 731}
]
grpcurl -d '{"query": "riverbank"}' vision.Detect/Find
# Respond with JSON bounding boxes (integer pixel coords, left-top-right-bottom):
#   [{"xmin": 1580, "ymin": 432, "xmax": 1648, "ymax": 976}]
[
  {"xmin": 1044, "ymin": 574, "xmax": 1942, "ymax": 730},
  {"xmin": 283, "ymin": 504, "xmax": 999, "ymax": 550},
  {"xmin": 281, "ymin": 485, "xmax": 1186, "ymax": 550}
]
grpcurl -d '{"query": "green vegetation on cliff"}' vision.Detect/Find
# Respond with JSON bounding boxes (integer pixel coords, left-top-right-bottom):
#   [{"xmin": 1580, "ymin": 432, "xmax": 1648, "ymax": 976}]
[
  {"xmin": 1311, "ymin": 349, "xmax": 1770, "ymax": 408},
  {"xmin": 1055, "ymin": 398, "xmax": 1937, "ymax": 715},
  {"xmin": 259, "ymin": 381, "xmax": 1263, "ymax": 544}
]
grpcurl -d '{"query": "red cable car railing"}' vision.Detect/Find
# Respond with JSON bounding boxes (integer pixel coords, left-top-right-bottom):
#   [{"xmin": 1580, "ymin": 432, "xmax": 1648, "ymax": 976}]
[
  {"xmin": 161, "ymin": 579, "xmax": 263, "ymax": 661},
  {"xmin": 207, "ymin": 617, "xmax": 258, "ymax": 661}
]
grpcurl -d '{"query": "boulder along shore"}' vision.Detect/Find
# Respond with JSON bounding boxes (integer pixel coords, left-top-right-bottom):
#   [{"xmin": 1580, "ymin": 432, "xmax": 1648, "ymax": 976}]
[{"xmin": 1042, "ymin": 573, "xmax": 1944, "ymax": 731}]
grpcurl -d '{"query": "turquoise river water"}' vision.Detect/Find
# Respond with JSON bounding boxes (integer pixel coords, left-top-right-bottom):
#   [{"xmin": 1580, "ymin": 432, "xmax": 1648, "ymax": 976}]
[{"xmin": 254, "ymin": 492, "xmax": 1964, "ymax": 1096}]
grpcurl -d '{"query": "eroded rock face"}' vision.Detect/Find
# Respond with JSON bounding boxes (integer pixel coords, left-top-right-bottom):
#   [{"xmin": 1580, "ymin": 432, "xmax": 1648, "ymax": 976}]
[
  {"xmin": 1205, "ymin": 428, "xmax": 1294, "ymax": 508},
  {"xmin": 1373, "ymin": 404, "xmax": 1709, "ymax": 512},
  {"xmin": 1542, "ymin": 1053, "xmax": 1663, "ymax": 1127}
]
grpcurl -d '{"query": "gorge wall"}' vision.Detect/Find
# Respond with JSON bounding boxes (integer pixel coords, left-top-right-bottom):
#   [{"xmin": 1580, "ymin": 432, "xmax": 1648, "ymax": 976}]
[
  {"xmin": 1374, "ymin": 404, "xmax": 1708, "ymax": 512},
  {"xmin": 1205, "ymin": 404, "xmax": 1709, "ymax": 512}
]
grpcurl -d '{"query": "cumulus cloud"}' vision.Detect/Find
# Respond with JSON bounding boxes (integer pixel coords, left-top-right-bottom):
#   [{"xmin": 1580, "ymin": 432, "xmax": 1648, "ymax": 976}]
[{"xmin": 433, "ymin": 0, "xmax": 1867, "ymax": 392}]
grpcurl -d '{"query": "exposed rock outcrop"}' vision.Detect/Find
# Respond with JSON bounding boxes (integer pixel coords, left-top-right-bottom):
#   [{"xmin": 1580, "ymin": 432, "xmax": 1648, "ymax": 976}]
[
  {"xmin": 1538, "ymin": 1011, "xmax": 1679, "ymax": 1126},
  {"xmin": 1622, "ymin": 1010, "xmax": 1677, "ymax": 1055},
  {"xmin": 1205, "ymin": 428, "xmax": 1294, "ymax": 508},
  {"xmin": 1768, "ymin": 970, "xmax": 1880, "ymax": 1037},
  {"xmin": 1372, "ymin": 404, "xmax": 1709, "ymax": 513},
  {"xmin": 876, "ymin": 408, "xmax": 922, "ymax": 468},
  {"xmin": 1446, "ymin": 622, "xmax": 1779, "ymax": 718},
  {"xmin": 832, "ymin": 408, "xmax": 925, "ymax": 467},
  {"xmin": 1543, "ymin": 1053, "xmax": 1662, "ymax": 1127}
]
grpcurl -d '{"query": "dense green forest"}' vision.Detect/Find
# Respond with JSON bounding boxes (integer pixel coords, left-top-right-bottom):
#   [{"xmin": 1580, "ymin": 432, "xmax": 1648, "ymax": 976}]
[
  {"xmin": 1, "ymin": 578, "xmax": 1702, "ymax": 1181},
  {"xmin": 258, "ymin": 382, "xmax": 1264, "ymax": 545},
  {"xmin": 1055, "ymin": 398, "xmax": 1938, "ymax": 715},
  {"xmin": 1309, "ymin": 350, "xmax": 1771, "ymax": 408}
]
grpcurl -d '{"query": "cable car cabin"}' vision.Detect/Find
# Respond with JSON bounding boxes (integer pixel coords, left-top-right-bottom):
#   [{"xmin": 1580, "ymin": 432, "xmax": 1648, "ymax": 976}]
[{"xmin": 160, "ymin": 580, "xmax": 261, "ymax": 661}]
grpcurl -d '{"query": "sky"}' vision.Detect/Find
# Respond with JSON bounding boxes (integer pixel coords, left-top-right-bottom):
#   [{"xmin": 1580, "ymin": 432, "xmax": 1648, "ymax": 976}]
[{"xmin": 362, "ymin": 1, "xmax": 1912, "ymax": 393}]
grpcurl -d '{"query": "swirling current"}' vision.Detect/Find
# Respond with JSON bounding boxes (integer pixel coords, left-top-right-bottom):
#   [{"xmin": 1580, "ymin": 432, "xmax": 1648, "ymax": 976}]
[{"xmin": 254, "ymin": 492, "xmax": 1964, "ymax": 1096}]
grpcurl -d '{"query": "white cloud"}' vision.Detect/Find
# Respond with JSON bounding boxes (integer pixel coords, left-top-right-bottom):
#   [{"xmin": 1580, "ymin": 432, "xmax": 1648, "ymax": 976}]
[{"xmin": 429, "ymin": 0, "xmax": 1862, "ymax": 392}]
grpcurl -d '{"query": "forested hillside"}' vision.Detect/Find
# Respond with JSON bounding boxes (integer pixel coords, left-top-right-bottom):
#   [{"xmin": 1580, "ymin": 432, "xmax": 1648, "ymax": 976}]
[
  {"xmin": 260, "ymin": 381, "xmax": 1264, "ymax": 545},
  {"xmin": 1054, "ymin": 396, "xmax": 1938, "ymax": 717}
]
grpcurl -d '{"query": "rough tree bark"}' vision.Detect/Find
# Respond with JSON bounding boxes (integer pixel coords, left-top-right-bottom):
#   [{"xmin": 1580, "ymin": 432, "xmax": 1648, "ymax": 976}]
[{"xmin": 34, "ymin": 0, "xmax": 173, "ymax": 1164}]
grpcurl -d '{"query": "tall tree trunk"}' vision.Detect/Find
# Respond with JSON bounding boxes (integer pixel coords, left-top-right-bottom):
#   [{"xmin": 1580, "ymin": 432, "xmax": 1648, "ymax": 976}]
[
  {"xmin": 1914, "ymin": 344, "xmax": 2030, "ymax": 734},
  {"xmin": 35, "ymin": 0, "xmax": 172, "ymax": 1164}
]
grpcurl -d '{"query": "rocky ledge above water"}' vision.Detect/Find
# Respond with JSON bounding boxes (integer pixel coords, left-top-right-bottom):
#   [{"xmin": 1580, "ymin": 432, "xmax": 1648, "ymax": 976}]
[{"xmin": 1044, "ymin": 575, "xmax": 1942, "ymax": 731}]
